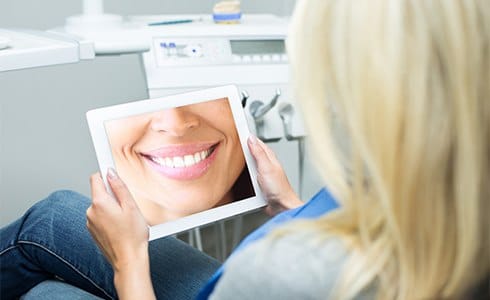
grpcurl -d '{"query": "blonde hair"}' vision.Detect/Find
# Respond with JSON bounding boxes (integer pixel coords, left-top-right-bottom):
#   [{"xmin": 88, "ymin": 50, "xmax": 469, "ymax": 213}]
[{"xmin": 284, "ymin": 0, "xmax": 490, "ymax": 298}]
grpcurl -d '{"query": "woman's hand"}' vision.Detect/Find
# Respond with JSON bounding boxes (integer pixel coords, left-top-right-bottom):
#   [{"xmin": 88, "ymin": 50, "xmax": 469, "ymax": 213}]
[
  {"xmin": 87, "ymin": 169, "xmax": 155, "ymax": 300},
  {"xmin": 248, "ymin": 135, "xmax": 303, "ymax": 216}
]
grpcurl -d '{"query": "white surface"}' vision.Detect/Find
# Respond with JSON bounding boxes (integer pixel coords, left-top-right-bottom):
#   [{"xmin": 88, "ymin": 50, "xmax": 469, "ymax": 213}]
[
  {"xmin": 46, "ymin": 29, "xmax": 96, "ymax": 60},
  {"xmin": 0, "ymin": 36, "xmax": 11, "ymax": 49},
  {"xmin": 0, "ymin": 29, "xmax": 94, "ymax": 72},
  {"xmin": 63, "ymin": 13, "xmax": 149, "ymax": 55},
  {"xmin": 61, "ymin": 14, "xmax": 288, "ymax": 55},
  {"xmin": 63, "ymin": 25, "xmax": 150, "ymax": 55},
  {"xmin": 130, "ymin": 14, "xmax": 288, "ymax": 37},
  {"xmin": 86, "ymin": 85, "xmax": 266, "ymax": 240},
  {"xmin": 65, "ymin": 13, "xmax": 123, "ymax": 30}
]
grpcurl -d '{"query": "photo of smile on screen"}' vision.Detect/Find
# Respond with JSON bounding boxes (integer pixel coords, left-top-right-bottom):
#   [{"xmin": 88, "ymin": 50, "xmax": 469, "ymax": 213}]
[{"xmin": 86, "ymin": 85, "xmax": 265, "ymax": 241}]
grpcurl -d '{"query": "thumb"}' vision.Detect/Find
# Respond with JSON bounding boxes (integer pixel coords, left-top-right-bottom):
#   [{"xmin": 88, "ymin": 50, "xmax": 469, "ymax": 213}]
[{"xmin": 106, "ymin": 168, "xmax": 136, "ymax": 208}]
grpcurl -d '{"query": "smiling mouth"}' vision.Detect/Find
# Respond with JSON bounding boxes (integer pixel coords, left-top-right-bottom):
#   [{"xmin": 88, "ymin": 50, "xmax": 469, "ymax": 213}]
[
  {"xmin": 143, "ymin": 144, "xmax": 218, "ymax": 168},
  {"xmin": 140, "ymin": 142, "xmax": 220, "ymax": 180}
]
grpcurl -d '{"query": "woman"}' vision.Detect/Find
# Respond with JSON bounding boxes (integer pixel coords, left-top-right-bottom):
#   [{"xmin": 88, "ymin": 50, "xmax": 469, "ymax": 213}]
[
  {"xmin": 90, "ymin": 0, "xmax": 490, "ymax": 298},
  {"xmin": 2, "ymin": 0, "xmax": 489, "ymax": 299},
  {"xmin": 104, "ymin": 98, "xmax": 254, "ymax": 224}
]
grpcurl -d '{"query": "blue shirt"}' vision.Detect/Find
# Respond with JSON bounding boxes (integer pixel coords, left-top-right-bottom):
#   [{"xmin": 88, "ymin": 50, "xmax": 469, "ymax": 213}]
[{"xmin": 196, "ymin": 188, "xmax": 339, "ymax": 299}]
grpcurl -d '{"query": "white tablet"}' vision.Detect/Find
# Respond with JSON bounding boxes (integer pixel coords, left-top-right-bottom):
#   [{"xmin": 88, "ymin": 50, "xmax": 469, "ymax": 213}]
[{"xmin": 86, "ymin": 85, "xmax": 265, "ymax": 240}]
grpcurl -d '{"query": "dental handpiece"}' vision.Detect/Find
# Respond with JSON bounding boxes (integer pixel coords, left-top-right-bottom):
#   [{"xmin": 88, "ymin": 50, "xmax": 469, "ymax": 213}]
[{"xmin": 250, "ymin": 88, "xmax": 281, "ymax": 120}]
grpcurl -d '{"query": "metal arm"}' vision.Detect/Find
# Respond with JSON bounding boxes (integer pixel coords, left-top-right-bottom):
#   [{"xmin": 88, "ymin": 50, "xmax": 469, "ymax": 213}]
[
  {"xmin": 248, "ymin": 88, "xmax": 281, "ymax": 142},
  {"xmin": 249, "ymin": 88, "xmax": 281, "ymax": 120}
]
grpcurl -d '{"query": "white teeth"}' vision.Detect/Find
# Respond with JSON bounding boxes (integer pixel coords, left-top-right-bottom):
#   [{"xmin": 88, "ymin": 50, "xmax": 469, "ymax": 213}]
[
  {"xmin": 152, "ymin": 157, "xmax": 164, "ymax": 165},
  {"xmin": 165, "ymin": 157, "xmax": 174, "ymax": 168},
  {"xmin": 149, "ymin": 147, "xmax": 214, "ymax": 168},
  {"xmin": 184, "ymin": 155, "xmax": 194, "ymax": 167},
  {"xmin": 173, "ymin": 157, "xmax": 184, "ymax": 168}
]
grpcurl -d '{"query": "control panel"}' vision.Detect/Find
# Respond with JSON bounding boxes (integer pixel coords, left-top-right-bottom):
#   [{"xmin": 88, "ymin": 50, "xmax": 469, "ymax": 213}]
[{"xmin": 153, "ymin": 37, "xmax": 287, "ymax": 67}]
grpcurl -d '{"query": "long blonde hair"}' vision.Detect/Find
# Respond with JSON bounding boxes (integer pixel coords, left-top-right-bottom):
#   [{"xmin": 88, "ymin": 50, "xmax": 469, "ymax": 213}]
[{"xmin": 285, "ymin": 0, "xmax": 490, "ymax": 298}]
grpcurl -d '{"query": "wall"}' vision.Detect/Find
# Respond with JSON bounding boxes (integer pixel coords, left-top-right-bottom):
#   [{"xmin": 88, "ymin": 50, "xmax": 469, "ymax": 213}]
[{"xmin": 0, "ymin": 0, "xmax": 298, "ymax": 226}]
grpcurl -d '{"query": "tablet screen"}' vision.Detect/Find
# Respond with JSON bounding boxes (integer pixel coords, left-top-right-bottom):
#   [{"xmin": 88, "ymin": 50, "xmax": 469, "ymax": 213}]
[
  {"xmin": 104, "ymin": 98, "xmax": 255, "ymax": 225},
  {"xmin": 87, "ymin": 85, "xmax": 264, "ymax": 240}
]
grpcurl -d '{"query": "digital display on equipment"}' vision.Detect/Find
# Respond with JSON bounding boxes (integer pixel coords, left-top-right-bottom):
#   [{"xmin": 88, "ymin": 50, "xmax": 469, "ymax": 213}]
[{"xmin": 230, "ymin": 40, "xmax": 285, "ymax": 55}]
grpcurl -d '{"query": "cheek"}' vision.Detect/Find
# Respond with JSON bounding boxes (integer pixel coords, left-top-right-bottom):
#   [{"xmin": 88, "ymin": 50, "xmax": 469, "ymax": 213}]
[
  {"xmin": 220, "ymin": 122, "xmax": 244, "ymax": 171},
  {"xmin": 108, "ymin": 126, "xmax": 145, "ymax": 154},
  {"xmin": 228, "ymin": 136, "xmax": 246, "ymax": 174},
  {"xmin": 220, "ymin": 116, "xmax": 239, "ymax": 140},
  {"xmin": 106, "ymin": 116, "xmax": 149, "ymax": 150}
]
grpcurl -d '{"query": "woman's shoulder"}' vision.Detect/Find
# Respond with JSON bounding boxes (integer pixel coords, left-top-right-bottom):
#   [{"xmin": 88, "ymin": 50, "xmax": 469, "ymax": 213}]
[{"xmin": 210, "ymin": 229, "xmax": 353, "ymax": 300}]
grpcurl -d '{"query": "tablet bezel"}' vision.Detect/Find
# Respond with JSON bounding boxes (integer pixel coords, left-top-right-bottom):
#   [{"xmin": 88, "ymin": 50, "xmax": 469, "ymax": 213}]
[{"xmin": 86, "ymin": 85, "xmax": 265, "ymax": 240}]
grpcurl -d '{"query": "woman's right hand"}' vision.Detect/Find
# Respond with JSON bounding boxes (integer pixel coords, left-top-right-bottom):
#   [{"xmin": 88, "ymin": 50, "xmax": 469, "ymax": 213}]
[{"xmin": 247, "ymin": 135, "xmax": 303, "ymax": 216}]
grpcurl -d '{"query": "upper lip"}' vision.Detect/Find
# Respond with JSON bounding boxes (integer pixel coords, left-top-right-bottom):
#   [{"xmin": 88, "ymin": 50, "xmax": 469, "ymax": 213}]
[{"xmin": 140, "ymin": 141, "xmax": 220, "ymax": 158}]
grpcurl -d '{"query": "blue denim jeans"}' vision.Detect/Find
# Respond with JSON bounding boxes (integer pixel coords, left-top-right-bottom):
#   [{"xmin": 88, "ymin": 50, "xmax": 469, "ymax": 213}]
[{"xmin": 0, "ymin": 190, "xmax": 221, "ymax": 300}]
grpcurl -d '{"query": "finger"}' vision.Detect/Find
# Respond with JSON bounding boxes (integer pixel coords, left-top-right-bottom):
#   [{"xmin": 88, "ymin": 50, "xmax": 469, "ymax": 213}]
[
  {"xmin": 86, "ymin": 206, "xmax": 93, "ymax": 221},
  {"xmin": 90, "ymin": 173, "xmax": 108, "ymax": 201},
  {"xmin": 256, "ymin": 138, "xmax": 281, "ymax": 166},
  {"xmin": 249, "ymin": 135, "xmax": 282, "ymax": 172},
  {"xmin": 247, "ymin": 135, "xmax": 267, "ymax": 161},
  {"xmin": 248, "ymin": 135, "xmax": 273, "ymax": 173},
  {"xmin": 106, "ymin": 168, "xmax": 136, "ymax": 209}
]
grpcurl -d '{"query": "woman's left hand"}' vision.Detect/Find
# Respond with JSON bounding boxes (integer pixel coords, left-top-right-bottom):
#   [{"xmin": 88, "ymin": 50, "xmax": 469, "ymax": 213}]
[{"xmin": 87, "ymin": 169, "xmax": 156, "ymax": 300}]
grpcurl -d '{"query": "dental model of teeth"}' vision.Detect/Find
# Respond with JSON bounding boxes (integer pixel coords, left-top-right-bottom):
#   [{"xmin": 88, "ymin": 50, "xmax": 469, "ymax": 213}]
[{"xmin": 150, "ymin": 149, "xmax": 212, "ymax": 168}]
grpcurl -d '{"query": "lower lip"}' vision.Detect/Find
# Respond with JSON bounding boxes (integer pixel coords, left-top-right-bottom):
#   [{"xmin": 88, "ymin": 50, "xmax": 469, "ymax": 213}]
[{"xmin": 143, "ymin": 144, "xmax": 219, "ymax": 180}]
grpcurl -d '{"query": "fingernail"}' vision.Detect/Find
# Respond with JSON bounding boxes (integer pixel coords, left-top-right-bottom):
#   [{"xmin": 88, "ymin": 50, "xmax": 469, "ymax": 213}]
[
  {"xmin": 249, "ymin": 135, "xmax": 258, "ymax": 145},
  {"xmin": 107, "ymin": 168, "xmax": 118, "ymax": 179}
]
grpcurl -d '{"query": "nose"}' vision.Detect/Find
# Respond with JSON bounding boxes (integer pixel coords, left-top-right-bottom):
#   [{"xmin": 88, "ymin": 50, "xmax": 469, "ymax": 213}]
[{"xmin": 150, "ymin": 108, "xmax": 199, "ymax": 136}]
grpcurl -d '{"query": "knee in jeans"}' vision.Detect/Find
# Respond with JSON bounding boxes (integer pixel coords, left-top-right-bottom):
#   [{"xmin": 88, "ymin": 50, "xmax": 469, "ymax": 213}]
[
  {"xmin": 17, "ymin": 190, "xmax": 91, "ymax": 241},
  {"xmin": 46, "ymin": 190, "xmax": 88, "ymax": 204},
  {"xmin": 27, "ymin": 190, "xmax": 90, "ymax": 220}
]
